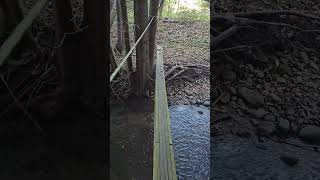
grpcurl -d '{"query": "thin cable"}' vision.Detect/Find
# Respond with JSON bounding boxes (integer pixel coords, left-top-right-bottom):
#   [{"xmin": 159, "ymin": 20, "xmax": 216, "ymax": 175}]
[{"xmin": 110, "ymin": 0, "xmax": 164, "ymax": 82}]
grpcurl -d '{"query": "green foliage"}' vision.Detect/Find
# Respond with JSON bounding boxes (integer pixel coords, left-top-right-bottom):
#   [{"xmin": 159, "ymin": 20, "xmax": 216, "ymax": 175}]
[
  {"xmin": 161, "ymin": 0, "xmax": 209, "ymax": 22},
  {"xmin": 125, "ymin": 0, "xmax": 209, "ymax": 23}
]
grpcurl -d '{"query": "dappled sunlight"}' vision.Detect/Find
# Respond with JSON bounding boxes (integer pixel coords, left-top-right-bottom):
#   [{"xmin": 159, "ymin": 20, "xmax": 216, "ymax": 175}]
[
  {"xmin": 173, "ymin": 0, "xmax": 202, "ymax": 12},
  {"xmin": 163, "ymin": 0, "xmax": 209, "ymax": 21}
]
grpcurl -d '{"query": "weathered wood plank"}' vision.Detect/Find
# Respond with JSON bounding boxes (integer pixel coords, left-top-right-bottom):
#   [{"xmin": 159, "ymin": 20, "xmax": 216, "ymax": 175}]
[
  {"xmin": 153, "ymin": 45, "xmax": 177, "ymax": 180},
  {"xmin": 0, "ymin": 0, "xmax": 47, "ymax": 66}
]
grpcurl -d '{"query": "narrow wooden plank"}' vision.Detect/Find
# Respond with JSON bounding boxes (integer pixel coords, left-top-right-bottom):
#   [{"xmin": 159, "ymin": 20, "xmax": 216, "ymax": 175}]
[
  {"xmin": 0, "ymin": 0, "xmax": 47, "ymax": 66},
  {"xmin": 153, "ymin": 142, "xmax": 159, "ymax": 180},
  {"xmin": 153, "ymin": 45, "xmax": 177, "ymax": 180}
]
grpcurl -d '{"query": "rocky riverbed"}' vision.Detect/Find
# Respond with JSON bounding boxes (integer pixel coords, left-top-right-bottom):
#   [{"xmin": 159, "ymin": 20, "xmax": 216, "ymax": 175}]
[
  {"xmin": 212, "ymin": 49, "xmax": 320, "ymax": 144},
  {"xmin": 212, "ymin": 0, "xmax": 320, "ymax": 145}
]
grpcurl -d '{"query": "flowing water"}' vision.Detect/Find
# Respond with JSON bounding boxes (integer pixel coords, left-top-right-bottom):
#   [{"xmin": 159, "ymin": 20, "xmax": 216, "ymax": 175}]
[
  {"xmin": 169, "ymin": 105, "xmax": 210, "ymax": 179},
  {"xmin": 168, "ymin": 105, "xmax": 320, "ymax": 180},
  {"xmin": 211, "ymin": 135, "xmax": 320, "ymax": 180}
]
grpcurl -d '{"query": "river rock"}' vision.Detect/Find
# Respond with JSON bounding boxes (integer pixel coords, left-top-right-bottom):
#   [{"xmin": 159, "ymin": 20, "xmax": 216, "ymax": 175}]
[
  {"xmin": 220, "ymin": 92, "xmax": 230, "ymax": 104},
  {"xmin": 191, "ymin": 99, "xmax": 197, "ymax": 104},
  {"xmin": 222, "ymin": 70, "xmax": 236, "ymax": 81},
  {"xmin": 247, "ymin": 108, "xmax": 268, "ymax": 119},
  {"xmin": 280, "ymin": 155, "xmax": 299, "ymax": 166},
  {"xmin": 237, "ymin": 87, "xmax": 265, "ymax": 107},
  {"xmin": 277, "ymin": 77, "xmax": 286, "ymax": 84},
  {"xmin": 299, "ymin": 125, "xmax": 320, "ymax": 143},
  {"xmin": 269, "ymin": 93, "xmax": 281, "ymax": 102},
  {"xmin": 236, "ymin": 98, "xmax": 246, "ymax": 110},
  {"xmin": 250, "ymin": 119, "xmax": 260, "ymax": 126},
  {"xmin": 184, "ymin": 89, "xmax": 193, "ymax": 96},
  {"xmin": 258, "ymin": 121, "xmax": 276, "ymax": 136},
  {"xmin": 229, "ymin": 87, "xmax": 237, "ymax": 95},
  {"xmin": 309, "ymin": 61, "xmax": 319, "ymax": 71},
  {"xmin": 285, "ymin": 108, "xmax": 295, "ymax": 117},
  {"xmin": 279, "ymin": 64, "xmax": 290, "ymax": 74},
  {"xmin": 203, "ymin": 101, "xmax": 210, "ymax": 107},
  {"xmin": 278, "ymin": 118, "xmax": 290, "ymax": 133}
]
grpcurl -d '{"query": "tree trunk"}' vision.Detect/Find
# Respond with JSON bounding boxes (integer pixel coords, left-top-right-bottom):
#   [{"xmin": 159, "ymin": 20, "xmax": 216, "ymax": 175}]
[
  {"xmin": 120, "ymin": 0, "xmax": 133, "ymax": 73},
  {"xmin": 81, "ymin": 0, "xmax": 89, "ymax": 27},
  {"xmin": 134, "ymin": 0, "xmax": 149, "ymax": 96},
  {"xmin": 53, "ymin": 1, "xmax": 107, "ymax": 178},
  {"xmin": 159, "ymin": 0, "xmax": 164, "ymax": 19},
  {"xmin": 83, "ymin": 0, "xmax": 107, "ymax": 110},
  {"xmin": 54, "ymin": 0, "xmax": 74, "ymax": 33},
  {"xmin": 148, "ymin": 0, "xmax": 160, "ymax": 75},
  {"xmin": 110, "ymin": 44, "xmax": 117, "ymax": 74},
  {"xmin": 110, "ymin": 0, "xmax": 117, "ymax": 27},
  {"xmin": 0, "ymin": 4, "xmax": 6, "ymax": 35},
  {"xmin": 116, "ymin": 0, "xmax": 124, "ymax": 54}
]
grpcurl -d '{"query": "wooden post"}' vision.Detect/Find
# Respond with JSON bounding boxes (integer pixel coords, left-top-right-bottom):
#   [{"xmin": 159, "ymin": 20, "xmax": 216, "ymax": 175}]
[{"xmin": 134, "ymin": 0, "xmax": 149, "ymax": 96}]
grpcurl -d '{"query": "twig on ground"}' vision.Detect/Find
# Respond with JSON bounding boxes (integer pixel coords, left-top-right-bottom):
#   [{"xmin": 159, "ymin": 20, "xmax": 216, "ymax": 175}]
[
  {"xmin": 0, "ymin": 74, "xmax": 45, "ymax": 135},
  {"xmin": 165, "ymin": 65, "xmax": 183, "ymax": 78},
  {"xmin": 166, "ymin": 68, "xmax": 189, "ymax": 82}
]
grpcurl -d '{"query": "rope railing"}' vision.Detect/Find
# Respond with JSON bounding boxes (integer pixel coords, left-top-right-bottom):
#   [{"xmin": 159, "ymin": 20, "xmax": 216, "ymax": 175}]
[{"xmin": 110, "ymin": 0, "xmax": 164, "ymax": 82}]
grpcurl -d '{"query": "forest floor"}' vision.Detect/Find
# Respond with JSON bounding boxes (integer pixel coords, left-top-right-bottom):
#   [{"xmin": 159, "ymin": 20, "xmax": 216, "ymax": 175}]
[
  {"xmin": 111, "ymin": 25, "xmax": 210, "ymax": 105},
  {"xmin": 212, "ymin": 0, "xmax": 320, "ymax": 145},
  {"xmin": 110, "ymin": 1, "xmax": 210, "ymax": 106},
  {"xmin": 157, "ymin": 20, "xmax": 210, "ymax": 106}
]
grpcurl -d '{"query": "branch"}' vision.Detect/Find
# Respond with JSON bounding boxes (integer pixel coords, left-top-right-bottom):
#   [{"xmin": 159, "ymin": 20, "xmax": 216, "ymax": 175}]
[
  {"xmin": 212, "ymin": 25, "xmax": 239, "ymax": 49},
  {"xmin": 219, "ymin": 10, "xmax": 320, "ymax": 21}
]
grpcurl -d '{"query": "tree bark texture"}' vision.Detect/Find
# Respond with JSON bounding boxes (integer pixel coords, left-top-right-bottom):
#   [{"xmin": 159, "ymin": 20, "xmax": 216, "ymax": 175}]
[{"xmin": 134, "ymin": 0, "xmax": 149, "ymax": 96}]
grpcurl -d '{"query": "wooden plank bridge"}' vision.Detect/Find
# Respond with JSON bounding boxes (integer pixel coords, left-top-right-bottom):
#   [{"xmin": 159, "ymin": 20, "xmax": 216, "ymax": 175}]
[{"xmin": 153, "ymin": 46, "xmax": 177, "ymax": 180}]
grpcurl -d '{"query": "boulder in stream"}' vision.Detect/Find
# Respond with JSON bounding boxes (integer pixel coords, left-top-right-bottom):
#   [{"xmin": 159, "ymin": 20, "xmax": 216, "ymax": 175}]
[{"xmin": 299, "ymin": 125, "xmax": 320, "ymax": 143}]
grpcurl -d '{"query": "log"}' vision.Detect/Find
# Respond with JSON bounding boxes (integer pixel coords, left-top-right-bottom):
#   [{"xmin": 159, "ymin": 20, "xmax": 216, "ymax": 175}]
[{"xmin": 212, "ymin": 25, "xmax": 238, "ymax": 50}]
